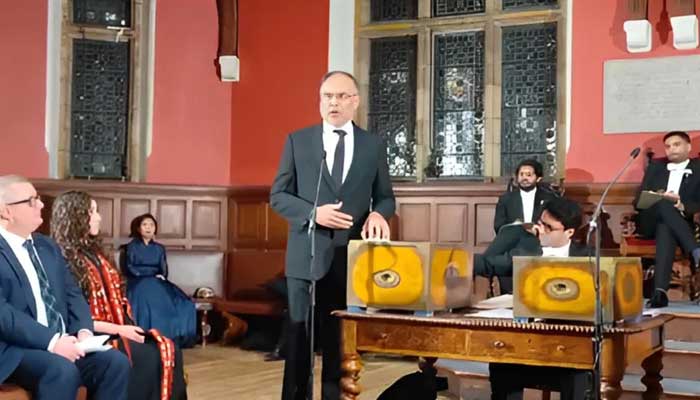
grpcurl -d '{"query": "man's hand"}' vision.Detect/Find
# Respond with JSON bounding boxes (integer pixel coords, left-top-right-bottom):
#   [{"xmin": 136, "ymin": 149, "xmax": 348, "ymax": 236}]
[
  {"xmin": 361, "ymin": 212, "xmax": 390, "ymax": 240},
  {"xmin": 118, "ymin": 325, "xmax": 145, "ymax": 343},
  {"xmin": 51, "ymin": 335, "xmax": 84, "ymax": 362},
  {"xmin": 315, "ymin": 202, "xmax": 353, "ymax": 229},
  {"xmin": 77, "ymin": 330, "xmax": 93, "ymax": 342},
  {"xmin": 663, "ymin": 191, "xmax": 681, "ymax": 202}
]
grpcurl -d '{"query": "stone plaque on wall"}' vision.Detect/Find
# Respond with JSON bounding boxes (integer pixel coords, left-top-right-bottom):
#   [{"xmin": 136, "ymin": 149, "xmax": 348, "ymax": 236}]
[{"xmin": 604, "ymin": 55, "xmax": 700, "ymax": 133}]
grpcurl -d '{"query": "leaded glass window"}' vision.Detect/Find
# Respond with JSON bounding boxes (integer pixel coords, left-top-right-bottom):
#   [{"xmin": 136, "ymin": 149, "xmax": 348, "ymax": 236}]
[
  {"xmin": 433, "ymin": 0, "xmax": 486, "ymax": 17},
  {"xmin": 501, "ymin": 23, "xmax": 558, "ymax": 178},
  {"xmin": 368, "ymin": 36, "xmax": 418, "ymax": 178},
  {"xmin": 371, "ymin": 0, "xmax": 418, "ymax": 21},
  {"xmin": 73, "ymin": 0, "xmax": 131, "ymax": 27},
  {"xmin": 70, "ymin": 39, "xmax": 130, "ymax": 179},
  {"xmin": 431, "ymin": 31, "xmax": 485, "ymax": 178},
  {"xmin": 502, "ymin": 0, "xmax": 558, "ymax": 11}
]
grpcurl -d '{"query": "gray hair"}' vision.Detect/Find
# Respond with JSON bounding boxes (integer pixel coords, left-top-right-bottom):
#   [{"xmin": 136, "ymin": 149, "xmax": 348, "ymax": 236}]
[
  {"xmin": 0, "ymin": 175, "xmax": 30, "ymax": 206},
  {"xmin": 320, "ymin": 70, "xmax": 359, "ymax": 91}
]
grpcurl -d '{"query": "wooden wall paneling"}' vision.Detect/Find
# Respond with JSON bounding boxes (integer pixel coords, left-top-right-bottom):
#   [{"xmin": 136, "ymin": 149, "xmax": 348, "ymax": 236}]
[
  {"xmin": 232, "ymin": 201, "xmax": 263, "ymax": 248},
  {"xmin": 436, "ymin": 202, "xmax": 468, "ymax": 243},
  {"xmin": 474, "ymin": 202, "xmax": 497, "ymax": 248},
  {"xmin": 157, "ymin": 200, "xmax": 187, "ymax": 239},
  {"xmin": 396, "ymin": 201, "xmax": 432, "ymax": 241},
  {"xmin": 192, "ymin": 201, "xmax": 221, "ymax": 240},
  {"xmin": 227, "ymin": 249, "xmax": 286, "ymax": 300},
  {"xmin": 94, "ymin": 197, "xmax": 114, "ymax": 238},
  {"xmin": 266, "ymin": 203, "xmax": 288, "ymax": 249},
  {"xmin": 120, "ymin": 198, "xmax": 150, "ymax": 237}
]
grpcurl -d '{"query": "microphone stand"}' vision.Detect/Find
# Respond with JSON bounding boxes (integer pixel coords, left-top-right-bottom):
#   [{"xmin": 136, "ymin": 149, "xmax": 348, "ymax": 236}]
[
  {"xmin": 585, "ymin": 147, "xmax": 640, "ymax": 400},
  {"xmin": 307, "ymin": 151, "xmax": 326, "ymax": 400}
]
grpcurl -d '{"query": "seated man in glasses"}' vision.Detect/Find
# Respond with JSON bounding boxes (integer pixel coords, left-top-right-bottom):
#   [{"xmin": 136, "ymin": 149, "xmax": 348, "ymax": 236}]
[{"xmin": 475, "ymin": 196, "xmax": 587, "ymax": 292}]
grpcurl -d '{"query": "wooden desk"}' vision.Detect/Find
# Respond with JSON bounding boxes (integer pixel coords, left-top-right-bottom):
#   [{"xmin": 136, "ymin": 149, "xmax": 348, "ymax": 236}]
[{"xmin": 334, "ymin": 311, "xmax": 673, "ymax": 400}]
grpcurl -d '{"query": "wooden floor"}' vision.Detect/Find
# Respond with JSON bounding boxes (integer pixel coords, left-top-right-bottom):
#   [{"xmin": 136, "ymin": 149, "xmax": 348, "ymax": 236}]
[{"xmin": 183, "ymin": 345, "xmax": 458, "ymax": 400}]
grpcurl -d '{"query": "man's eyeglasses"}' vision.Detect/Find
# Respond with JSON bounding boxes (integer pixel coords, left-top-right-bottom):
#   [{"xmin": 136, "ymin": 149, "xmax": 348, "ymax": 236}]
[
  {"xmin": 539, "ymin": 220, "xmax": 564, "ymax": 233},
  {"xmin": 321, "ymin": 92, "xmax": 357, "ymax": 102},
  {"xmin": 6, "ymin": 195, "xmax": 42, "ymax": 208}
]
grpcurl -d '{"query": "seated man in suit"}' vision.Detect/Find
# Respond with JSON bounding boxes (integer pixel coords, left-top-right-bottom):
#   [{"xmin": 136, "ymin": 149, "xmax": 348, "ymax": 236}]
[
  {"xmin": 635, "ymin": 131, "xmax": 700, "ymax": 308},
  {"xmin": 480, "ymin": 197, "xmax": 592, "ymax": 400},
  {"xmin": 475, "ymin": 196, "xmax": 587, "ymax": 293},
  {"xmin": 494, "ymin": 159, "xmax": 557, "ymax": 234},
  {"xmin": 0, "ymin": 175, "xmax": 129, "ymax": 400}
]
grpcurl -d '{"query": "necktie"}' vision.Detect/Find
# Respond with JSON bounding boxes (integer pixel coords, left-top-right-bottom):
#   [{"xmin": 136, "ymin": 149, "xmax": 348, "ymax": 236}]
[
  {"xmin": 332, "ymin": 129, "xmax": 347, "ymax": 188},
  {"xmin": 23, "ymin": 240, "xmax": 64, "ymax": 334}
]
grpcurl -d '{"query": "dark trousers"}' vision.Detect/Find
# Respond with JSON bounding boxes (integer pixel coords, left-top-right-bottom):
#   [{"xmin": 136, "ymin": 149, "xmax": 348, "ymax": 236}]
[
  {"xmin": 474, "ymin": 226, "xmax": 540, "ymax": 294},
  {"xmin": 282, "ymin": 247, "xmax": 347, "ymax": 400},
  {"xmin": 489, "ymin": 363, "xmax": 593, "ymax": 400},
  {"xmin": 638, "ymin": 200, "xmax": 699, "ymax": 291},
  {"xmin": 9, "ymin": 348, "xmax": 130, "ymax": 400}
]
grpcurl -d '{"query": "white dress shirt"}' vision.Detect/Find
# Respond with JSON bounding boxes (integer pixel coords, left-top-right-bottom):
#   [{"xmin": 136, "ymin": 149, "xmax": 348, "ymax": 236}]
[
  {"xmin": 665, "ymin": 159, "xmax": 690, "ymax": 195},
  {"xmin": 542, "ymin": 241, "xmax": 571, "ymax": 258},
  {"xmin": 520, "ymin": 188, "xmax": 537, "ymax": 223},
  {"xmin": 322, "ymin": 120, "xmax": 354, "ymax": 184}
]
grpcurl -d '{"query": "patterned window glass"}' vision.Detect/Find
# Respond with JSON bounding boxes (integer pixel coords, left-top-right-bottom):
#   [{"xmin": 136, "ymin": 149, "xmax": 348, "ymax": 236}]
[
  {"xmin": 430, "ymin": 31, "xmax": 485, "ymax": 178},
  {"xmin": 502, "ymin": 0, "xmax": 558, "ymax": 11},
  {"xmin": 433, "ymin": 0, "xmax": 486, "ymax": 17},
  {"xmin": 73, "ymin": 0, "xmax": 131, "ymax": 27},
  {"xmin": 368, "ymin": 36, "xmax": 418, "ymax": 178},
  {"xmin": 371, "ymin": 0, "xmax": 418, "ymax": 21},
  {"xmin": 500, "ymin": 23, "xmax": 558, "ymax": 178},
  {"xmin": 70, "ymin": 39, "xmax": 130, "ymax": 179}
]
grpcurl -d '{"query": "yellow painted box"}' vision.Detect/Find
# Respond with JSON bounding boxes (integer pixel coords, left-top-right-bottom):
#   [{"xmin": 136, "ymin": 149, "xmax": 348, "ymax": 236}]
[
  {"xmin": 346, "ymin": 240, "xmax": 473, "ymax": 312},
  {"xmin": 513, "ymin": 256, "xmax": 643, "ymax": 324}
]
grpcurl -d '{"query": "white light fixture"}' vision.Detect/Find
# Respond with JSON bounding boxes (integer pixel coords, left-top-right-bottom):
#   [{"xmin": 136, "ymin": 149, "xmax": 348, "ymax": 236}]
[
  {"xmin": 670, "ymin": 15, "xmax": 699, "ymax": 50},
  {"xmin": 218, "ymin": 55, "xmax": 240, "ymax": 82},
  {"xmin": 623, "ymin": 19, "xmax": 652, "ymax": 53}
]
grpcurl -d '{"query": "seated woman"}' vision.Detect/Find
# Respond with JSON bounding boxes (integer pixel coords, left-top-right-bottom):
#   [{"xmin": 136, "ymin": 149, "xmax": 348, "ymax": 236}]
[
  {"xmin": 124, "ymin": 214, "xmax": 196, "ymax": 347},
  {"xmin": 50, "ymin": 192, "xmax": 187, "ymax": 400}
]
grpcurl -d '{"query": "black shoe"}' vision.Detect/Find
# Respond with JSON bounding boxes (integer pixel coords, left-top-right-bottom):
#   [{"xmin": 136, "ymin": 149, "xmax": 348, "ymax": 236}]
[{"xmin": 647, "ymin": 290, "xmax": 669, "ymax": 308}]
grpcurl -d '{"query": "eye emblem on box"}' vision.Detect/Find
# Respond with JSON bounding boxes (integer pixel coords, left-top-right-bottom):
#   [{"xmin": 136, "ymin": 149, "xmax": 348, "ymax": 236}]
[
  {"xmin": 373, "ymin": 269, "xmax": 401, "ymax": 288},
  {"xmin": 543, "ymin": 278, "xmax": 580, "ymax": 301}
]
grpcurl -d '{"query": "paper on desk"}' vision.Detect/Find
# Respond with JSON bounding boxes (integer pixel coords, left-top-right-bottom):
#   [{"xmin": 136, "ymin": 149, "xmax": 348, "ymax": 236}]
[
  {"xmin": 465, "ymin": 308, "xmax": 513, "ymax": 319},
  {"xmin": 471, "ymin": 294, "xmax": 513, "ymax": 310},
  {"xmin": 636, "ymin": 191, "xmax": 665, "ymax": 210},
  {"xmin": 76, "ymin": 334, "xmax": 112, "ymax": 353}
]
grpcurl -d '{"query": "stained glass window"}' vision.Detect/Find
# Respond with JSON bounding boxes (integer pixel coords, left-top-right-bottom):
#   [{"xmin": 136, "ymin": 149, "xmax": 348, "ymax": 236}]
[
  {"xmin": 73, "ymin": 0, "xmax": 131, "ymax": 27},
  {"xmin": 502, "ymin": 0, "xmax": 558, "ymax": 11},
  {"xmin": 70, "ymin": 39, "xmax": 130, "ymax": 179},
  {"xmin": 433, "ymin": 0, "xmax": 485, "ymax": 17},
  {"xmin": 431, "ymin": 31, "xmax": 485, "ymax": 178},
  {"xmin": 371, "ymin": 0, "xmax": 418, "ymax": 21},
  {"xmin": 368, "ymin": 36, "xmax": 418, "ymax": 178},
  {"xmin": 500, "ymin": 23, "xmax": 558, "ymax": 178}
]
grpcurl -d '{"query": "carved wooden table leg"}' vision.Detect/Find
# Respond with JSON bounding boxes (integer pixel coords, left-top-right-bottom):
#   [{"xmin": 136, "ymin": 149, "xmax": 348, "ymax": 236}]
[
  {"xmin": 600, "ymin": 374, "xmax": 623, "ymax": 400},
  {"xmin": 640, "ymin": 350, "xmax": 663, "ymax": 400},
  {"xmin": 601, "ymin": 335, "xmax": 625, "ymax": 400},
  {"xmin": 340, "ymin": 353, "xmax": 362, "ymax": 400}
]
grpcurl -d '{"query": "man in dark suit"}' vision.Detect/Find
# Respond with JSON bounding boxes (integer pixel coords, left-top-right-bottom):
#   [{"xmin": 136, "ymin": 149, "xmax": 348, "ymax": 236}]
[
  {"xmin": 493, "ymin": 159, "xmax": 557, "ymax": 234},
  {"xmin": 270, "ymin": 71, "xmax": 395, "ymax": 400},
  {"xmin": 635, "ymin": 131, "xmax": 700, "ymax": 308},
  {"xmin": 0, "ymin": 175, "xmax": 129, "ymax": 400},
  {"xmin": 475, "ymin": 196, "xmax": 587, "ymax": 293},
  {"xmin": 479, "ymin": 197, "xmax": 593, "ymax": 400}
]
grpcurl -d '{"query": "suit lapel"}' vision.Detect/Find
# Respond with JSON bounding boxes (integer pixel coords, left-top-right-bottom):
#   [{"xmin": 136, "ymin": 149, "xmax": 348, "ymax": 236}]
[
  {"xmin": 340, "ymin": 126, "xmax": 366, "ymax": 195},
  {"xmin": 0, "ymin": 235, "xmax": 38, "ymax": 318},
  {"xmin": 310, "ymin": 127, "xmax": 339, "ymax": 197},
  {"xmin": 679, "ymin": 159, "xmax": 699, "ymax": 199},
  {"xmin": 512, "ymin": 191, "xmax": 524, "ymax": 221}
]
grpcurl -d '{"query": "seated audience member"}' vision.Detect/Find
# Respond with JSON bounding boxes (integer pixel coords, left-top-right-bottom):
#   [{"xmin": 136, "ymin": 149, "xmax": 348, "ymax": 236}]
[
  {"xmin": 634, "ymin": 131, "xmax": 700, "ymax": 308},
  {"xmin": 50, "ymin": 191, "xmax": 187, "ymax": 400},
  {"xmin": 0, "ymin": 175, "xmax": 129, "ymax": 400},
  {"xmin": 124, "ymin": 213, "xmax": 196, "ymax": 347},
  {"xmin": 494, "ymin": 159, "xmax": 557, "ymax": 234},
  {"xmin": 475, "ymin": 197, "xmax": 586, "ymax": 293},
  {"xmin": 479, "ymin": 197, "xmax": 592, "ymax": 399}
]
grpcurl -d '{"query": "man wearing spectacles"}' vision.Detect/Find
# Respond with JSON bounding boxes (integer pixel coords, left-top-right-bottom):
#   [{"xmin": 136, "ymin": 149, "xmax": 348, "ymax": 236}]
[
  {"xmin": 271, "ymin": 71, "xmax": 395, "ymax": 400},
  {"xmin": 0, "ymin": 175, "xmax": 129, "ymax": 400}
]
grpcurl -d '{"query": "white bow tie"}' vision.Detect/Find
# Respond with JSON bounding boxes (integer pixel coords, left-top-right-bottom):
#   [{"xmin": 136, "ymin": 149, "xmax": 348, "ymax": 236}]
[{"xmin": 667, "ymin": 162, "xmax": 687, "ymax": 171}]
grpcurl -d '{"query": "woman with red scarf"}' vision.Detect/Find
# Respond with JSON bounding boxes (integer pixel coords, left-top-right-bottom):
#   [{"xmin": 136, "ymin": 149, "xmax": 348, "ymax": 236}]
[{"xmin": 50, "ymin": 191, "xmax": 187, "ymax": 400}]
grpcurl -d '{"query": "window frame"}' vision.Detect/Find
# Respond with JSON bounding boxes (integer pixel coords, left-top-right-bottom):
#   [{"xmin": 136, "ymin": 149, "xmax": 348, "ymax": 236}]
[{"xmin": 354, "ymin": 0, "xmax": 568, "ymax": 182}]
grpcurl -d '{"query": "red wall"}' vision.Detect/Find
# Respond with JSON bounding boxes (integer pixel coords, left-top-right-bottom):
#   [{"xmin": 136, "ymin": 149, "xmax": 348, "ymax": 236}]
[
  {"xmin": 567, "ymin": 0, "xmax": 700, "ymax": 183},
  {"xmin": 229, "ymin": 0, "xmax": 330, "ymax": 185},
  {"xmin": 148, "ymin": 0, "xmax": 232, "ymax": 185},
  {"xmin": 0, "ymin": 2, "xmax": 48, "ymax": 178}
]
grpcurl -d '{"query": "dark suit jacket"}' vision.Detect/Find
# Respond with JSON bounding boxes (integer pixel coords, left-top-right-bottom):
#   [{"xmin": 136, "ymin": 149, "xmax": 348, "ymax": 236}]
[
  {"xmin": 635, "ymin": 158, "xmax": 700, "ymax": 235},
  {"xmin": 493, "ymin": 187, "xmax": 556, "ymax": 233},
  {"xmin": 270, "ymin": 123, "xmax": 396, "ymax": 280},
  {"xmin": 0, "ymin": 233, "xmax": 93, "ymax": 383}
]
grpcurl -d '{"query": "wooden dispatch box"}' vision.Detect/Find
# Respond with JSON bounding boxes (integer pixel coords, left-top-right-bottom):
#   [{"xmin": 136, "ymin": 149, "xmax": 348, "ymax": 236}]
[
  {"xmin": 346, "ymin": 240, "xmax": 473, "ymax": 312},
  {"xmin": 513, "ymin": 256, "xmax": 643, "ymax": 324}
]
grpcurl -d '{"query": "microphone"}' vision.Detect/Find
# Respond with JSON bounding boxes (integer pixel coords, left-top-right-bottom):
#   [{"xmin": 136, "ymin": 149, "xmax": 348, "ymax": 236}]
[
  {"xmin": 586, "ymin": 146, "xmax": 640, "ymax": 400},
  {"xmin": 308, "ymin": 151, "xmax": 327, "ymax": 236}
]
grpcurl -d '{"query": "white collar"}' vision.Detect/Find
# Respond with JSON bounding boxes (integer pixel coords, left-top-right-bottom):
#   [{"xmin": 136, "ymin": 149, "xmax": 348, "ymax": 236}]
[
  {"xmin": 667, "ymin": 159, "xmax": 690, "ymax": 171},
  {"xmin": 0, "ymin": 225, "xmax": 31, "ymax": 248},
  {"xmin": 323, "ymin": 120, "xmax": 354, "ymax": 135}
]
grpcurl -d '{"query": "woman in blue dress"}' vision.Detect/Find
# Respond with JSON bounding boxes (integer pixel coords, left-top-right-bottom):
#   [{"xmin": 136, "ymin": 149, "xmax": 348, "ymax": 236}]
[{"xmin": 125, "ymin": 213, "xmax": 197, "ymax": 347}]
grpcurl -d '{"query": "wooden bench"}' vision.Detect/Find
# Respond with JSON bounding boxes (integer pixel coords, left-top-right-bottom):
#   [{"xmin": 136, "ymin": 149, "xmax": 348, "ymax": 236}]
[{"xmin": 0, "ymin": 385, "xmax": 86, "ymax": 400}]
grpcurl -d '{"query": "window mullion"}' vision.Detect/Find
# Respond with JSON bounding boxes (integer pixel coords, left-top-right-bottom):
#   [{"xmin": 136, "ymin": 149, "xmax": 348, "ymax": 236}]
[{"xmin": 415, "ymin": 27, "xmax": 432, "ymax": 183}]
